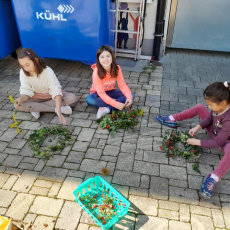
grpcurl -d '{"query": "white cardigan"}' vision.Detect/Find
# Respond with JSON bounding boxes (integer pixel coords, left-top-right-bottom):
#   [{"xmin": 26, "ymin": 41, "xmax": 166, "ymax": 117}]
[{"xmin": 19, "ymin": 66, "xmax": 63, "ymax": 100}]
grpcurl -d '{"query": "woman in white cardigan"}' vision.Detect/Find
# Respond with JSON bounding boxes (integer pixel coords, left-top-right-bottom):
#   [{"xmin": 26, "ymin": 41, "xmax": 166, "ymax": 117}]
[{"xmin": 15, "ymin": 48, "xmax": 77, "ymax": 125}]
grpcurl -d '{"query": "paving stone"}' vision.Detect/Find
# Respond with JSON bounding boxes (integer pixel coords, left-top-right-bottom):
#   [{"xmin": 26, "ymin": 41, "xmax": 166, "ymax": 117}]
[
  {"xmin": 160, "ymin": 165, "xmax": 187, "ymax": 180},
  {"xmin": 4, "ymin": 147, "xmax": 20, "ymax": 155},
  {"xmin": 0, "ymin": 128, "xmax": 18, "ymax": 142},
  {"xmin": 0, "ymin": 189, "xmax": 17, "ymax": 208},
  {"xmin": 188, "ymin": 175, "xmax": 203, "ymax": 190},
  {"xmin": 168, "ymin": 157, "xmax": 187, "ymax": 167},
  {"xmin": 20, "ymin": 121, "xmax": 41, "ymax": 130},
  {"xmin": 113, "ymin": 212, "xmax": 135, "ymax": 230},
  {"xmin": 215, "ymin": 179, "xmax": 230, "ymax": 195},
  {"xmin": 80, "ymin": 211, "xmax": 97, "ymax": 225},
  {"xmin": 159, "ymin": 209, "xmax": 179, "ymax": 220},
  {"xmin": 34, "ymin": 179, "xmax": 52, "ymax": 188},
  {"xmin": 56, "ymin": 201, "xmax": 82, "ymax": 230},
  {"xmin": 135, "ymin": 149, "xmax": 144, "ymax": 160},
  {"xmin": 78, "ymin": 128, "xmax": 95, "ymax": 142},
  {"xmin": 129, "ymin": 195, "xmax": 157, "ymax": 216},
  {"xmin": 116, "ymin": 152, "xmax": 134, "ymax": 171},
  {"xmin": 80, "ymin": 159, "xmax": 106, "ymax": 173},
  {"xmin": 32, "ymin": 215, "xmax": 56, "ymax": 230},
  {"xmin": 103, "ymin": 145, "xmax": 120, "ymax": 156},
  {"xmin": 0, "ymin": 141, "xmax": 8, "ymax": 152},
  {"xmin": 129, "ymin": 187, "xmax": 148, "ymax": 197},
  {"xmin": 85, "ymin": 148, "xmax": 102, "ymax": 160},
  {"xmin": 101, "ymin": 155, "xmax": 117, "ymax": 163},
  {"xmin": 169, "ymin": 179, "xmax": 188, "ymax": 188},
  {"xmin": 22, "ymin": 157, "xmax": 39, "ymax": 164},
  {"xmin": 169, "ymin": 186, "xmax": 199, "ymax": 205},
  {"xmin": 57, "ymin": 177, "xmax": 82, "ymax": 201},
  {"xmin": 34, "ymin": 159, "xmax": 46, "ymax": 171},
  {"xmin": 0, "ymin": 208, "xmax": 7, "ymax": 215},
  {"xmin": 67, "ymin": 151, "xmax": 85, "ymax": 163},
  {"xmin": 113, "ymin": 170, "xmax": 140, "ymax": 187},
  {"xmin": 112, "ymin": 184, "xmax": 129, "ymax": 198},
  {"xmin": 97, "ymin": 139, "xmax": 106, "ymax": 149},
  {"xmin": 8, "ymin": 138, "xmax": 27, "ymax": 149},
  {"xmin": 48, "ymin": 182, "xmax": 62, "ymax": 198},
  {"xmin": 23, "ymin": 213, "xmax": 37, "ymax": 224},
  {"xmin": 3, "ymin": 155, "xmax": 23, "ymax": 167},
  {"xmin": 46, "ymin": 155, "xmax": 66, "ymax": 167},
  {"xmin": 30, "ymin": 196, "xmax": 63, "ymax": 216},
  {"xmin": 2, "ymin": 175, "xmax": 18, "ymax": 190},
  {"xmin": 190, "ymin": 205, "xmax": 211, "ymax": 217},
  {"xmin": 191, "ymin": 214, "xmax": 214, "ymax": 230},
  {"xmin": 12, "ymin": 170, "xmax": 38, "ymax": 193},
  {"xmin": 169, "ymin": 220, "xmax": 191, "ymax": 230},
  {"xmin": 18, "ymin": 162, "xmax": 36, "ymax": 170},
  {"xmin": 222, "ymin": 203, "xmax": 230, "ymax": 229},
  {"xmin": 68, "ymin": 170, "xmax": 85, "ymax": 178},
  {"xmin": 149, "ymin": 176, "xmax": 168, "ymax": 200},
  {"xmin": 71, "ymin": 119, "xmax": 92, "ymax": 127},
  {"xmin": 30, "ymin": 186, "xmax": 49, "ymax": 196},
  {"xmin": 135, "ymin": 215, "xmax": 168, "ymax": 230},
  {"xmin": 159, "ymin": 201, "xmax": 179, "ymax": 211},
  {"xmin": 180, "ymin": 204, "xmax": 190, "ymax": 222},
  {"xmin": 77, "ymin": 223, "xmax": 89, "ymax": 230},
  {"xmin": 143, "ymin": 151, "xmax": 168, "ymax": 164},
  {"xmin": 0, "ymin": 173, "xmax": 10, "ymax": 188},
  {"xmin": 133, "ymin": 160, "xmax": 159, "ymax": 176},
  {"xmin": 6, "ymin": 193, "xmax": 35, "ymax": 221},
  {"xmin": 0, "ymin": 152, "xmax": 8, "ymax": 163},
  {"xmin": 63, "ymin": 162, "xmax": 80, "ymax": 170},
  {"xmin": 72, "ymin": 141, "xmax": 89, "ymax": 152},
  {"xmin": 120, "ymin": 143, "xmax": 136, "ymax": 153},
  {"xmin": 211, "ymin": 209, "xmax": 225, "ymax": 228},
  {"xmin": 140, "ymin": 175, "xmax": 150, "ymax": 189},
  {"xmin": 137, "ymin": 136, "xmax": 153, "ymax": 150},
  {"xmin": 39, "ymin": 167, "xmax": 68, "ymax": 182}
]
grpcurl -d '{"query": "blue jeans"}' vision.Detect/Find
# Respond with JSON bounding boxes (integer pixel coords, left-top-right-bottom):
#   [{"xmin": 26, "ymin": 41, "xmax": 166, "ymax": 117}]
[{"xmin": 86, "ymin": 89, "xmax": 135, "ymax": 111}]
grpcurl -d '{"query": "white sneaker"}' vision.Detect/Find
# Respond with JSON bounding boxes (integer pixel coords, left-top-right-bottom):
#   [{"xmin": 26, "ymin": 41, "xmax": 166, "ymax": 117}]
[
  {"xmin": 31, "ymin": 112, "xmax": 40, "ymax": 119},
  {"xmin": 97, "ymin": 107, "xmax": 110, "ymax": 119},
  {"xmin": 55, "ymin": 106, "xmax": 72, "ymax": 115}
]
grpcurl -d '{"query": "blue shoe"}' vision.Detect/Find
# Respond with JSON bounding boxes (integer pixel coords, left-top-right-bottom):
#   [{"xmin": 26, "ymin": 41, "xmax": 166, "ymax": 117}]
[
  {"xmin": 156, "ymin": 115, "xmax": 178, "ymax": 128},
  {"xmin": 200, "ymin": 175, "xmax": 217, "ymax": 199}
]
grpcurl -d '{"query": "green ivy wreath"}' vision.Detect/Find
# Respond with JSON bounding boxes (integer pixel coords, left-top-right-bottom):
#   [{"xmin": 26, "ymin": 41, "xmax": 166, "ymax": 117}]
[
  {"xmin": 161, "ymin": 130, "xmax": 202, "ymax": 173},
  {"xmin": 28, "ymin": 126, "xmax": 72, "ymax": 158},
  {"xmin": 97, "ymin": 108, "xmax": 144, "ymax": 136}
]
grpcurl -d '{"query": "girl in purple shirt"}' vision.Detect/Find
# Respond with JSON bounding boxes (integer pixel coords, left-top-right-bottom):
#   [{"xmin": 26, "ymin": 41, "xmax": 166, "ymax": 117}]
[{"xmin": 156, "ymin": 81, "xmax": 230, "ymax": 199}]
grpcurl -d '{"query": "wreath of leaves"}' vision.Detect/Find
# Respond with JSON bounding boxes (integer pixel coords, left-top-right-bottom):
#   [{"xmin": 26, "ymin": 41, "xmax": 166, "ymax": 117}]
[
  {"xmin": 97, "ymin": 108, "xmax": 144, "ymax": 136},
  {"xmin": 161, "ymin": 130, "xmax": 202, "ymax": 173},
  {"xmin": 28, "ymin": 126, "xmax": 72, "ymax": 158}
]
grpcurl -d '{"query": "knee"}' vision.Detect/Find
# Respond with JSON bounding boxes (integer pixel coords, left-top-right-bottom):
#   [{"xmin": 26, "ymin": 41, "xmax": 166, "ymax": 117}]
[
  {"xmin": 86, "ymin": 94, "xmax": 96, "ymax": 106},
  {"xmin": 65, "ymin": 93, "xmax": 78, "ymax": 105}
]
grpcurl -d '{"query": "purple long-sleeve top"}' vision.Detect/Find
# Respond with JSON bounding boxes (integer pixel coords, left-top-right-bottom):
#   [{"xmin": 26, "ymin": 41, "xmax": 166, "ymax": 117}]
[{"xmin": 200, "ymin": 107, "xmax": 230, "ymax": 148}]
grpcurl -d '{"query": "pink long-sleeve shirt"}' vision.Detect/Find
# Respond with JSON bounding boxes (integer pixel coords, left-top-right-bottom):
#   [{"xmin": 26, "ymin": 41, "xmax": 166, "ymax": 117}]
[
  {"xmin": 200, "ymin": 107, "xmax": 230, "ymax": 148},
  {"xmin": 90, "ymin": 64, "xmax": 132, "ymax": 109}
]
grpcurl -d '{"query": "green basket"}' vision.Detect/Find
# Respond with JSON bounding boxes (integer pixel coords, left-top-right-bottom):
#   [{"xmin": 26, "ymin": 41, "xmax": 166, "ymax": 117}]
[{"xmin": 73, "ymin": 176, "xmax": 130, "ymax": 229}]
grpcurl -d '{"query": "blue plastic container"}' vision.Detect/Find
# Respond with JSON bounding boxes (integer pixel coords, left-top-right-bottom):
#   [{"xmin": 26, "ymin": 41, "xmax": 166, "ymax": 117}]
[
  {"xmin": 73, "ymin": 176, "xmax": 130, "ymax": 230},
  {"xmin": 11, "ymin": 0, "xmax": 115, "ymax": 64},
  {"xmin": 0, "ymin": 0, "xmax": 20, "ymax": 59}
]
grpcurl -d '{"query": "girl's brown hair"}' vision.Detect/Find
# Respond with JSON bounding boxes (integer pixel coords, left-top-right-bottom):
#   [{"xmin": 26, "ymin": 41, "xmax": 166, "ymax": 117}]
[
  {"xmin": 204, "ymin": 82, "xmax": 230, "ymax": 104},
  {"xmin": 96, "ymin": 45, "xmax": 118, "ymax": 79},
  {"xmin": 17, "ymin": 48, "xmax": 46, "ymax": 76}
]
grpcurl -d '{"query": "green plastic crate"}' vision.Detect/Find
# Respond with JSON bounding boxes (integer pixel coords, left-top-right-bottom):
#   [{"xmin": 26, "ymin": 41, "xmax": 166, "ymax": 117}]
[{"xmin": 73, "ymin": 176, "xmax": 130, "ymax": 229}]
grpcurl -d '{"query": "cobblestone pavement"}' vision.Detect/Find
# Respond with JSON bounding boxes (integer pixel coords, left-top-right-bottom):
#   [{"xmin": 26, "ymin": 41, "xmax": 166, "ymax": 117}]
[{"xmin": 0, "ymin": 50, "xmax": 230, "ymax": 230}]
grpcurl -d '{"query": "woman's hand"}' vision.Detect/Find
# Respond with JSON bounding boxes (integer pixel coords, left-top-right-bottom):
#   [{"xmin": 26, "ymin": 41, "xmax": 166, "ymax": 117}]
[
  {"xmin": 56, "ymin": 110, "xmax": 67, "ymax": 125},
  {"xmin": 15, "ymin": 95, "xmax": 29, "ymax": 109},
  {"xmin": 125, "ymin": 98, "xmax": 133, "ymax": 107},
  {"xmin": 189, "ymin": 125, "xmax": 201, "ymax": 137},
  {"xmin": 187, "ymin": 138, "xmax": 201, "ymax": 146},
  {"xmin": 117, "ymin": 103, "xmax": 126, "ymax": 110}
]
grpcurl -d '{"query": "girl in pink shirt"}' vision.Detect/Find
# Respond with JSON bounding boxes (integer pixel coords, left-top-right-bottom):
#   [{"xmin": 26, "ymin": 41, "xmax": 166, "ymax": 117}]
[{"xmin": 86, "ymin": 45, "xmax": 134, "ymax": 119}]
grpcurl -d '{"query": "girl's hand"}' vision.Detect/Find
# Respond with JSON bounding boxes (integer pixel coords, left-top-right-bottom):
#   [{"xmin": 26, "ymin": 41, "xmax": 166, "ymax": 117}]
[
  {"xmin": 117, "ymin": 103, "xmax": 126, "ymax": 110},
  {"xmin": 187, "ymin": 138, "xmax": 201, "ymax": 146},
  {"xmin": 125, "ymin": 98, "xmax": 133, "ymax": 107},
  {"xmin": 189, "ymin": 125, "xmax": 201, "ymax": 137},
  {"xmin": 56, "ymin": 110, "xmax": 67, "ymax": 125}
]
